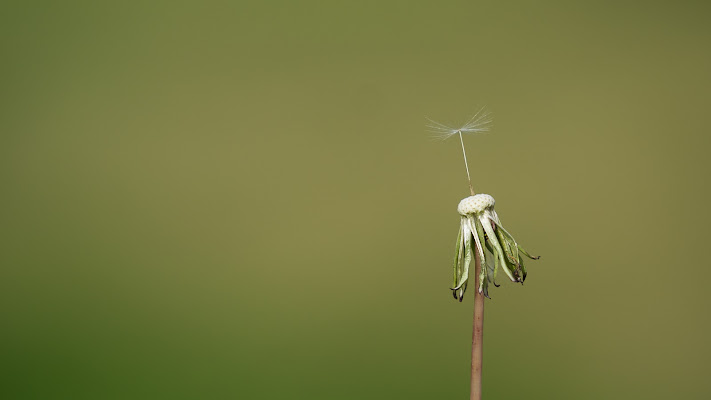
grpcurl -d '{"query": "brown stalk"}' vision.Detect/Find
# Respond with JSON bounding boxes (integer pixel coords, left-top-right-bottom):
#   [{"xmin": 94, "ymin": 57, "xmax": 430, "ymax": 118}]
[
  {"xmin": 459, "ymin": 129, "xmax": 484, "ymax": 399},
  {"xmin": 470, "ymin": 248, "xmax": 484, "ymax": 400}
]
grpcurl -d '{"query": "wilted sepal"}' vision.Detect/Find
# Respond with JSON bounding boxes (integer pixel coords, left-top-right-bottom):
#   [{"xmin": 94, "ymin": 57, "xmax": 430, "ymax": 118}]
[
  {"xmin": 489, "ymin": 214, "xmax": 539, "ymax": 284},
  {"xmin": 451, "ymin": 194, "xmax": 539, "ymax": 301},
  {"xmin": 451, "ymin": 217, "xmax": 472, "ymax": 302}
]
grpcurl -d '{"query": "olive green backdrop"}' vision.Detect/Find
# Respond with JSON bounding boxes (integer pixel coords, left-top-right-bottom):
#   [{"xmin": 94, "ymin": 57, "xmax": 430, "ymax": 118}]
[{"xmin": 2, "ymin": 1, "xmax": 710, "ymax": 399}]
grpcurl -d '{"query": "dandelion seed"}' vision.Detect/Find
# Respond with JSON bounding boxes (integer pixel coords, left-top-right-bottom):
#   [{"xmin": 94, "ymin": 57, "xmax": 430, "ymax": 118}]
[{"xmin": 427, "ymin": 107, "xmax": 492, "ymax": 196}]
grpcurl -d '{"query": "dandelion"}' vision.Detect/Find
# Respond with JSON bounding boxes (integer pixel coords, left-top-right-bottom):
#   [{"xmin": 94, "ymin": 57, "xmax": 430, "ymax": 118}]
[{"xmin": 429, "ymin": 107, "xmax": 539, "ymax": 400}]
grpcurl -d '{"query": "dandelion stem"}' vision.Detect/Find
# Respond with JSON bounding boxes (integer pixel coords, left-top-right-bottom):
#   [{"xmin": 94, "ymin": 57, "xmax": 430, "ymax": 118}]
[
  {"xmin": 470, "ymin": 250, "xmax": 484, "ymax": 400},
  {"xmin": 458, "ymin": 128, "xmax": 483, "ymax": 398},
  {"xmin": 458, "ymin": 130, "xmax": 475, "ymax": 196}
]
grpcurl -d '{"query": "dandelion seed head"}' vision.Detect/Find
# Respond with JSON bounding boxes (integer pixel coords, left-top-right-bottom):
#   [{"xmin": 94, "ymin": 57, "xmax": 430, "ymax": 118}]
[{"xmin": 458, "ymin": 194, "xmax": 495, "ymax": 216}]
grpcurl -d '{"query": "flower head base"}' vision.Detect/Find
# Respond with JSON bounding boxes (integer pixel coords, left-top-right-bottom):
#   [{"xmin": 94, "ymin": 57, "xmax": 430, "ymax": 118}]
[
  {"xmin": 452, "ymin": 194, "xmax": 539, "ymax": 301},
  {"xmin": 457, "ymin": 194, "xmax": 495, "ymax": 215}
]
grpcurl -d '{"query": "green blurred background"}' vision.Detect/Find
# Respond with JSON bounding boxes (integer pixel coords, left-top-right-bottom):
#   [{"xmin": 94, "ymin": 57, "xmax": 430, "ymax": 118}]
[{"xmin": 2, "ymin": 1, "xmax": 710, "ymax": 399}]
